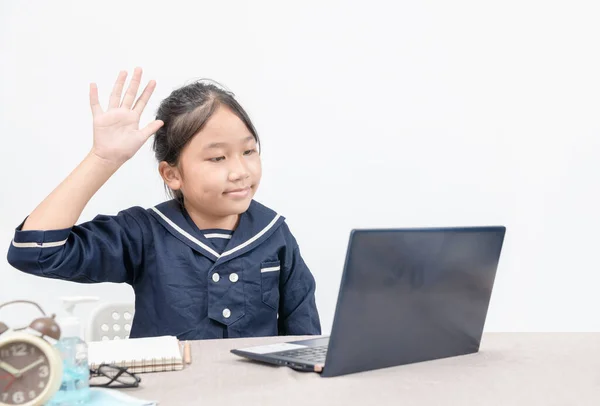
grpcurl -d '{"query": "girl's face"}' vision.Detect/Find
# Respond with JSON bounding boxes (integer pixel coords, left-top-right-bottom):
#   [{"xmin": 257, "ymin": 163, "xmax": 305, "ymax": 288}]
[{"xmin": 161, "ymin": 105, "xmax": 262, "ymax": 222}]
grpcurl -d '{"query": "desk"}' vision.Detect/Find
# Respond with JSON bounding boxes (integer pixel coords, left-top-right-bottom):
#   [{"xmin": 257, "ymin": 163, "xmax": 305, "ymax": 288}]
[{"xmin": 123, "ymin": 333, "xmax": 600, "ymax": 405}]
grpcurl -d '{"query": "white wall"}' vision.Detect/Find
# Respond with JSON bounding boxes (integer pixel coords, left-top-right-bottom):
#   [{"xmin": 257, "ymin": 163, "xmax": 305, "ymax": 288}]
[{"xmin": 1, "ymin": 0, "xmax": 599, "ymax": 332}]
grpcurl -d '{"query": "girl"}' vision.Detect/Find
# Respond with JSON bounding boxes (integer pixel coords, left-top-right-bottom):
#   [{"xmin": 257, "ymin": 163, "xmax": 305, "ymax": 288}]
[{"xmin": 7, "ymin": 68, "xmax": 321, "ymax": 340}]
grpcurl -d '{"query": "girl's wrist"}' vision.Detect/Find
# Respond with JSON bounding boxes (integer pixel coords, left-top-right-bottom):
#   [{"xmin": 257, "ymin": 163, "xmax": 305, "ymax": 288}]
[{"xmin": 87, "ymin": 150, "xmax": 126, "ymax": 172}]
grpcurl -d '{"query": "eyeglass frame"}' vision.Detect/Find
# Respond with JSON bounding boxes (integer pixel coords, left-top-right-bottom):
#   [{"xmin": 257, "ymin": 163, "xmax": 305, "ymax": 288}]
[{"xmin": 89, "ymin": 363, "xmax": 142, "ymax": 388}]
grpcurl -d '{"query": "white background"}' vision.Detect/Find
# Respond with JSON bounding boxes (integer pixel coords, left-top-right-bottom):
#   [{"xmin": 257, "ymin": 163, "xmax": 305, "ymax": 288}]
[{"xmin": 1, "ymin": 0, "xmax": 599, "ymax": 332}]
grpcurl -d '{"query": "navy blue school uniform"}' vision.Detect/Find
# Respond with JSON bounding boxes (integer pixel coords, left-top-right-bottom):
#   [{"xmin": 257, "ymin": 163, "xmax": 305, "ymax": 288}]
[{"xmin": 6, "ymin": 199, "xmax": 321, "ymax": 340}]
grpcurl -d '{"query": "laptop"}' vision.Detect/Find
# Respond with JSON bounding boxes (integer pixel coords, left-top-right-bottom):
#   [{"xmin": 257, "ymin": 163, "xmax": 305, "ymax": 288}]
[{"xmin": 231, "ymin": 226, "xmax": 506, "ymax": 377}]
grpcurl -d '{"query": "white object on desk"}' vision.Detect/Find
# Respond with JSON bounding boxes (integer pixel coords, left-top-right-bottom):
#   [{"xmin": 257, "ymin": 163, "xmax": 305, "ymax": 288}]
[
  {"xmin": 239, "ymin": 342, "xmax": 306, "ymax": 354},
  {"xmin": 87, "ymin": 302, "xmax": 135, "ymax": 341},
  {"xmin": 88, "ymin": 335, "xmax": 183, "ymax": 374},
  {"xmin": 59, "ymin": 296, "xmax": 99, "ymax": 339},
  {"xmin": 88, "ymin": 388, "xmax": 157, "ymax": 406}
]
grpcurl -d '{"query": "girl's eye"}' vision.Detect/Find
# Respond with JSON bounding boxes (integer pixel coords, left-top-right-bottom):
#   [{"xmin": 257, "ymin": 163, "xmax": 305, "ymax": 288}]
[
  {"xmin": 209, "ymin": 156, "xmax": 225, "ymax": 162},
  {"xmin": 244, "ymin": 149, "xmax": 256, "ymax": 156}
]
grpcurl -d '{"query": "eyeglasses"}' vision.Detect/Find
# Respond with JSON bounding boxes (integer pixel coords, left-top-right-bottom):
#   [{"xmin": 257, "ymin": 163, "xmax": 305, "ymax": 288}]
[{"xmin": 89, "ymin": 364, "xmax": 141, "ymax": 388}]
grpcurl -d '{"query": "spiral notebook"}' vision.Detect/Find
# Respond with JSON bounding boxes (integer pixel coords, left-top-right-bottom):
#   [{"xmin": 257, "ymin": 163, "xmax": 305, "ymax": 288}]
[{"xmin": 88, "ymin": 335, "xmax": 184, "ymax": 374}]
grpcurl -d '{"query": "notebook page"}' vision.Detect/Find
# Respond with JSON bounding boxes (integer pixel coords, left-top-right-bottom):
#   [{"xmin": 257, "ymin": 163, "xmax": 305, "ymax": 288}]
[{"xmin": 88, "ymin": 335, "xmax": 182, "ymax": 366}]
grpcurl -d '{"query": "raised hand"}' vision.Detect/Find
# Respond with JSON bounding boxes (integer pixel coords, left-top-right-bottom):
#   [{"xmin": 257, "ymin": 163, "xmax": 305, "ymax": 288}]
[{"xmin": 89, "ymin": 67, "xmax": 164, "ymax": 166}]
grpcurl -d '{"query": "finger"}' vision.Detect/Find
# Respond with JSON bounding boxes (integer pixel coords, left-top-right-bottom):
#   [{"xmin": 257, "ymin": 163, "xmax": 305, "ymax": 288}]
[
  {"xmin": 89, "ymin": 83, "xmax": 103, "ymax": 116},
  {"xmin": 140, "ymin": 120, "xmax": 164, "ymax": 140},
  {"xmin": 132, "ymin": 80, "xmax": 157, "ymax": 115},
  {"xmin": 121, "ymin": 67, "xmax": 142, "ymax": 109},
  {"xmin": 108, "ymin": 70, "xmax": 128, "ymax": 109}
]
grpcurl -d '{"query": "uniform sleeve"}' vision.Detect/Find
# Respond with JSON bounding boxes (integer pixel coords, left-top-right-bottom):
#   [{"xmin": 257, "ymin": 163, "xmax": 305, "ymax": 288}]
[
  {"xmin": 278, "ymin": 243, "xmax": 322, "ymax": 335},
  {"xmin": 6, "ymin": 208, "xmax": 147, "ymax": 284}
]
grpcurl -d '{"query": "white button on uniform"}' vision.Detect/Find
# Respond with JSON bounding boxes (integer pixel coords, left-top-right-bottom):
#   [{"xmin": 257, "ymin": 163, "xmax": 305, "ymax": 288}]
[
  {"xmin": 229, "ymin": 273, "xmax": 239, "ymax": 283},
  {"xmin": 222, "ymin": 308, "xmax": 231, "ymax": 319},
  {"xmin": 212, "ymin": 273, "xmax": 220, "ymax": 283}
]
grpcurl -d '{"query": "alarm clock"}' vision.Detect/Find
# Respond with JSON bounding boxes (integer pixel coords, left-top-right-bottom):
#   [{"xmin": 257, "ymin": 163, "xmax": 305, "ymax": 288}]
[{"xmin": 0, "ymin": 300, "xmax": 64, "ymax": 406}]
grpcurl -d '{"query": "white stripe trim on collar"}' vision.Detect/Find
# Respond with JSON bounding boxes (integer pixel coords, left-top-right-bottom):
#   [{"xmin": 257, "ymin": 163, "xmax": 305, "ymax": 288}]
[
  {"xmin": 204, "ymin": 233, "xmax": 232, "ymax": 239},
  {"xmin": 11, "ymin": 239, "xmax": 68, "ymax": 248},
  {"xmin": 221, "ymin": 214, "xmax": 281, "ymax": 258},
  {"xmin": 150, "ymin": 207, "xmax": 221, "ymax": 258},
  {"xmin": 151, "ymin": 207, "xmax": 281, "ymax": 260}
]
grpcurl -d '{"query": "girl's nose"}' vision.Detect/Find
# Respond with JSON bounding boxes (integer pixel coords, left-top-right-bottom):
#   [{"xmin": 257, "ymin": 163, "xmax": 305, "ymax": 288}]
[{"xmin": 228, "ymin": 158, "xmax": 250, "ymax": 181}]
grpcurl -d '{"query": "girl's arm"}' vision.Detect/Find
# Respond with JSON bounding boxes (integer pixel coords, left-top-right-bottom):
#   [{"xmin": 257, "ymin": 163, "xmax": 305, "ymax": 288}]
[
  {"xmin": 278, "ymin": 244, "xmax": 322, "ymax": 335},
  {"xmin": 7, "ymin": 68, "xmax": 163, "ymax": 284},
  {"xmin": 22, "ymin": 68, "xmax": 163, "ymax": 231}
]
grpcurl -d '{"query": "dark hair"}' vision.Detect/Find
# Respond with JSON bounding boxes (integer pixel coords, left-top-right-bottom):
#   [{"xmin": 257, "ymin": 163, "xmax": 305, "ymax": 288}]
[{"xmin": 153, "ymin": 80, "xmax": 260, "ymax": 202}]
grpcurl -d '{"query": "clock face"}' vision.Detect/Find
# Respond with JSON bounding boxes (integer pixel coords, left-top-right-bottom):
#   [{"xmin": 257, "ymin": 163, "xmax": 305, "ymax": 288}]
[{"xmin": 0, "ymin": 341, "xmax": 53, "ymax": 405}]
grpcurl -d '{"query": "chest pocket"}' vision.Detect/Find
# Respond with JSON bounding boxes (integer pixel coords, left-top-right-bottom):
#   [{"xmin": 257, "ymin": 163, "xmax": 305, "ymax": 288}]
[{"xmin": 260, "ymin": 261, "xmax": 281, "ymax": 310}]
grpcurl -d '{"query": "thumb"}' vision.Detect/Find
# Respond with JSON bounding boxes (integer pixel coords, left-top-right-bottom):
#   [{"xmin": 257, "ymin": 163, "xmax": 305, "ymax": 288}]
[{"xmin": 140, "ymin": 120, "xmax": 164, "ymax": 140}]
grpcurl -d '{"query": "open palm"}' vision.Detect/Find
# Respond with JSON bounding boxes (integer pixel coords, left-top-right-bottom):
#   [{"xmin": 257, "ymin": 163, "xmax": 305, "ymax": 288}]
[{"xmin": 90, "ymin": 68, "xmax": 164, "ymax": 165}]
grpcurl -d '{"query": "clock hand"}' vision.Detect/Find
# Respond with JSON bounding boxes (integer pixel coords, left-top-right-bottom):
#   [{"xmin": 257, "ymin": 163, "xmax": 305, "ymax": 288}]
[
  {"xmin": 17, "ymin": 358, "xmax": 45, "ymax": 377},
  {"xmin": 3, "ymin": 376, "xmax": 16, "ymax": 392},
  {"xmin": 0, "ymin": 361, "xmax": 20, "ymax": 377}
]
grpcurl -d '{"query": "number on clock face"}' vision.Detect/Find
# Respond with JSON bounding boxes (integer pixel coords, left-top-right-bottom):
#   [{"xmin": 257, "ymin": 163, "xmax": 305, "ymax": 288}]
[
  {"xmin": 0, "ymin": 345, "xmax": 33, "ymax": 359},
  {"xmin": 0, "ymin": 341, "xmax": 51, "ymax": 405}
]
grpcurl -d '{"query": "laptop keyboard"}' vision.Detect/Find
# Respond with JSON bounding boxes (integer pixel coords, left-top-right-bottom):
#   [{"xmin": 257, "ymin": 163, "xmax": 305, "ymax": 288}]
[{"xmin": 275, "ymin": 345, "xmax": 328, "ymax": 363}]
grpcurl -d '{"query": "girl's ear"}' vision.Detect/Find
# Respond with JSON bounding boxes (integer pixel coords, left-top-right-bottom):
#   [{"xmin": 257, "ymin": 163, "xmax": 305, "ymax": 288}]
[{"xmin": 159, "ymin": 161, "xmax": 182, "ymax": 192}]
